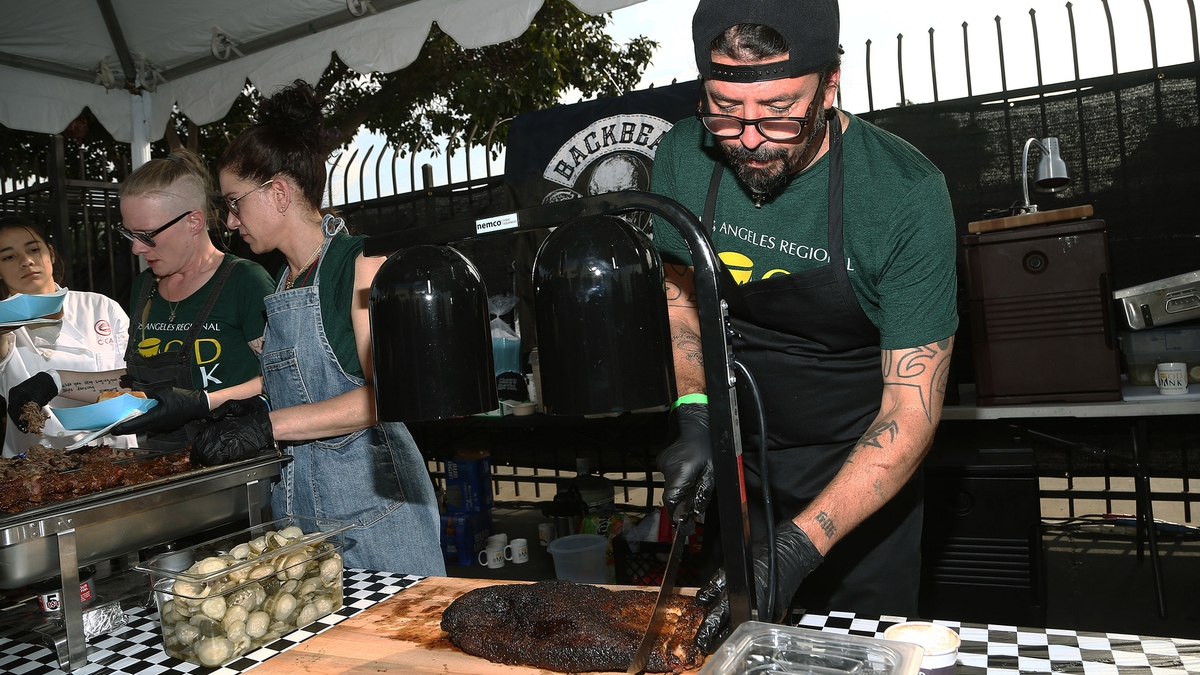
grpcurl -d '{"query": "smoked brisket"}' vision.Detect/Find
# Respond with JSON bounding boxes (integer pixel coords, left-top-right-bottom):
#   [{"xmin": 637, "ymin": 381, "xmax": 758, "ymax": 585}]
[
  {"xmin": 0, "ymin": 446, "xmax": 191, "ymax": 514},
  {"xmin": 440, "ymin": 580, "xmax": 706, "ymax": 673}
]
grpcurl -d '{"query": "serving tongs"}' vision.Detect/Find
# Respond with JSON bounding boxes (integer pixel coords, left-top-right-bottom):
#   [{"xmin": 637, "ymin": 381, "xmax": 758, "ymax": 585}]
[{"xmin": 626, "ymin": 513, "xmax": 695, "ymax": 675}]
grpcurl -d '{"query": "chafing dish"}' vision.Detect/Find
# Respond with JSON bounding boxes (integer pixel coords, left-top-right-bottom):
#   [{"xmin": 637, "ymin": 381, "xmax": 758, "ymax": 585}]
[{"xmin": 0, "ymin": 451, "xmax": 287, "ymax": 671}]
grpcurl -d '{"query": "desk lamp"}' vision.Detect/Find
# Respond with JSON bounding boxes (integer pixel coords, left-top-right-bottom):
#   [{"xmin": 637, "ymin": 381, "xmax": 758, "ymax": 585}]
[
  {"xmin": 1020, "ymin": 136, "xmax": 1071, "ymax": 214},
  {"xmin": 365, "ymin": 191, "xmax": 754, "ymax": 632}
]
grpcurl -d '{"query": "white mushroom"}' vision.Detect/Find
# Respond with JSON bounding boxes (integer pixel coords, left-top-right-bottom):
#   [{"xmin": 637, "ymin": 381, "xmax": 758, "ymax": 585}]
[
  {"xmin": 245, "ymin": 611, "xmax": 271, "ymax": 638},
  {"xmin": 248, "ymin": 536, "xmax": 268, "ymax": 554},
  {"xmin": 195, "ymin": 636, "xmax": 234, "ymax": 667},
  {"xmin": 227, "ymin": 565, "xmax": 250, "ymax": 584},
  {"xmin": 229, "ymin": 543, "xmax": 251, "ymax": 560},
  {"xmin": 295, "ymin": 602, "xmax": 320, "ymax": 627},
  {"xmin": 280, "ymin": 579, "xmax": 299, "ymax": 595},
  {"xmin": 200, "ymin": 595, "xmax": 227, "ymax": 621},
  {"xmin": 278, "ymin": 526, "xmax": 304, "ymax": 540}
]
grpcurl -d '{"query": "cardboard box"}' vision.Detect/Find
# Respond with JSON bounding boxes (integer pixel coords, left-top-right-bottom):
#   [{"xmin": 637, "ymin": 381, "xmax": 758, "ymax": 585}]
[
  {"xmin": 440, "ymin": 510, "xmax": 493, "ymax": 566},
  {"xmin": 444, "ymin": 455, "xmax": 493, "ymax": 514}
]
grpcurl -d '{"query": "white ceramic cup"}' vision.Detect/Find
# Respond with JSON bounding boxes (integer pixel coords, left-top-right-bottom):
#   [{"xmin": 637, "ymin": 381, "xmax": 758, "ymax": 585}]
[
  {"xmin": 489, "ymin": 533, "xmax": 509, "ymax": 547},
  {"xmin": 538, "ymin": 522, "xmax": 556, "ymax": 547},
  {"xmin": 883, "ymin": 622, "xmax": 960, "ymax": 675},
  {"xmin": 1155, "ymin": 362, "xmax": 1189, "ymax": 395},
  {"xmin": 478, "ymin": 543, "xmax": 505, "ymax": 569},
  {"xmin": 506, "ymin": 538, "xmax": 530, "ymax": 564}
]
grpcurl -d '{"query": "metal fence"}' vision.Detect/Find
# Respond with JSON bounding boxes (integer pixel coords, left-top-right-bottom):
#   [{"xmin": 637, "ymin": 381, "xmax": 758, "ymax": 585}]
[{"xmin": 858, "ymin": 0, "xmax": 1199, "ymax": 112}]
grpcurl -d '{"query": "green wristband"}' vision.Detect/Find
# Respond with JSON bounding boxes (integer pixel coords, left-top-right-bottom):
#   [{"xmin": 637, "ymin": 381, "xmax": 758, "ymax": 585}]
[{"xmin": 671, "ymin": 393, "xmax": 708, "ymax": 410}]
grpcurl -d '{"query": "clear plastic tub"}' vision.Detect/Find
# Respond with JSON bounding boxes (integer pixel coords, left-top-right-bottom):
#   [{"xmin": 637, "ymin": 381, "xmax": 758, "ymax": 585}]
[
  {"xmin": 698, "ymin": 621, "xmax": 923, "ymax": 675},
  {"xmin": 136, "ymin": 516, "xmax": 354, "ymax": 668},
  {"xmin": 1119, "ymin": 325, "xmax": 1200, "ymax": 385},
  {"xmin": 547, "ymin": 533, "xmax": 608, "ymax": 583}
]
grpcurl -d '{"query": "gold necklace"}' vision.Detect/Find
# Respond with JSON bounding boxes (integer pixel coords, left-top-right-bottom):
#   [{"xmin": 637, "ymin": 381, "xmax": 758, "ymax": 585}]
[{"xmin": 285, "ymin": 242, "xmax": 323, "ymax": 290}]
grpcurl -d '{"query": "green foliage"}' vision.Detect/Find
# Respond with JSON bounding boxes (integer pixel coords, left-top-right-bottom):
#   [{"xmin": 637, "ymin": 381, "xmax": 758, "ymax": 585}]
[{"xmin": 0, "ymin": 0, "xmax": 655, "ymax": 183}]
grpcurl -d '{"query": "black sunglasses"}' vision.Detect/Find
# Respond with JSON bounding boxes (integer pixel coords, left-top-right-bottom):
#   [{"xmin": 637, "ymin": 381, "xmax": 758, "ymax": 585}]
[
  {"xmin": 118, "ymin": 211, "xmax": 193, "ymax": 248},
  {"xmin": 696, "ymin": 111, "xmax": 811, "ymax": 141}
]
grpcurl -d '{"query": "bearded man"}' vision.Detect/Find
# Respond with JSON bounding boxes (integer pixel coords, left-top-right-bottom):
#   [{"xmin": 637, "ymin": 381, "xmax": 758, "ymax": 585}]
[{"xmin": 649, "ymin": 0, "xmax": 960, "ymax": 651}]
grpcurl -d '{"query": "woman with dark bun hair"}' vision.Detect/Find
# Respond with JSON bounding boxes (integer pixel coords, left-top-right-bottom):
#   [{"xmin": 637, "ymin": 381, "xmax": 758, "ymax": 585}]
[{"xmin": 196, "ymin": 80, "xmax": 444, "ymax": 576}]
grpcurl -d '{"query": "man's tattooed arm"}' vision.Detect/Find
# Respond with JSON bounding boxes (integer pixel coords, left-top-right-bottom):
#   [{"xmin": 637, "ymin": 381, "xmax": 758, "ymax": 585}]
[
  {"xmin": 664, "ymin": 263, "xmax": 706, "ymax": 395},
  {"xmin": 793, "ymin": 336, "xmax": 955, "ymax": 555}
]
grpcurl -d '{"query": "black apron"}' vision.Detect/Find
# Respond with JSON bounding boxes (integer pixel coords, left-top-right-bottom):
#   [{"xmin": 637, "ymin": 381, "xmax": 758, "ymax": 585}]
[
  {"xmin": 123, "ymin": 259, "xmax": 240, "ymax": 447},
  {"xmin": 704, "ymin": 117, "xmax": 923, "ymax": 617}
]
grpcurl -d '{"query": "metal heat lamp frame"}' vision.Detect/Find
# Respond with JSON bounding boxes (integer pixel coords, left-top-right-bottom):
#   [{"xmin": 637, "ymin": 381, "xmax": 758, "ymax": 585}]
[{"xmin": 365, "ymin": 189, "xmax": 754, "ymax": 632}]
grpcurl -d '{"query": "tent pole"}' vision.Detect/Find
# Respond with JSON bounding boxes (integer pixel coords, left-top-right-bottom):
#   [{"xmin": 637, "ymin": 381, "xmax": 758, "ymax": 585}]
[{"xmin": 130, "ymin": 92, "xmax": 152, "ymax": 170}]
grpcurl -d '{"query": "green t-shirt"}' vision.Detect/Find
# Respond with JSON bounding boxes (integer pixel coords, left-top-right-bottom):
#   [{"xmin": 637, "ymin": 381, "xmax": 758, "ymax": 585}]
[
  {"xmin": 274, "ymin": 232, "xmax": 364, "ymax": 379},
  {"xmin": 650, "ymin": 113, "xmax": 959, "ymax": 350},
  {"xmin": 130, "ymin": 255, "xmax": 274, "ymax": 390}
]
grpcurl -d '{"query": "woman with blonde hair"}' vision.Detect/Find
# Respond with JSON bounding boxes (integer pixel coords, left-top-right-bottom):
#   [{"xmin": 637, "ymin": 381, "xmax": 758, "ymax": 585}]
[
  {"xmin": 6, "ymin": 149, "xmax": 275, "ymax": 448},
  {"xmin": 192, "ymin": 81, "xmax": 444, "ymax": 576}
]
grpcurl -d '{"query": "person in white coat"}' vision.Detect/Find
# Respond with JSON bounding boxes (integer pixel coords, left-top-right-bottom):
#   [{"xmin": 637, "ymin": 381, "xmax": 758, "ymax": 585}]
[{"xmin": 0, "ymin": 216, "xmax": 132, "ymax": 457}]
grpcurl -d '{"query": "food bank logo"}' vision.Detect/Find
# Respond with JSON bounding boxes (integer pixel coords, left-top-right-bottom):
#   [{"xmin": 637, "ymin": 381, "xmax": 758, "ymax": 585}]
[{"xmin": 136, "ymin": 338, "xmax": 225, "ymax": 387}]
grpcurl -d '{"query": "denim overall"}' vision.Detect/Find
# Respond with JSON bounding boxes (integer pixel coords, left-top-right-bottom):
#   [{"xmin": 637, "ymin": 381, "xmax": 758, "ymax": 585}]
[{"xmin": 262, "ymin": 216, "xmax": 446, "ymax": 576}]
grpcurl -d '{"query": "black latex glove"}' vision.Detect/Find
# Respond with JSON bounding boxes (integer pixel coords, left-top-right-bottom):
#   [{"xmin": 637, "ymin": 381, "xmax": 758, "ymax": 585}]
[
  {"xmin": 111, "ymin": 385, "xmax": 209, "ymax": 436},
  {"xmin": 191, "ymin": 410, "xmax": 274, "ymax": 466},
  {"xmin": 694, "ymin": 519, "xmax": 824, "ymax": 653},
  {"xmin": 7, "ymin": 372, "xmax": 59, "ymax": 432},
  {"xmin": 656, "ymin": 403, "xmax": 715, "ymax": 523},
  {"xmin": 207, "ymin": 395, "xmax": 270, "ymax": 421}
]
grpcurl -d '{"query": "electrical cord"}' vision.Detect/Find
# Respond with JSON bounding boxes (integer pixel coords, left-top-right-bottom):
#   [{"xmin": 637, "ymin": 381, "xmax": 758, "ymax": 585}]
[{"xmin": 732, "ymin": 359, "xmax": 775, "ymax": 622}]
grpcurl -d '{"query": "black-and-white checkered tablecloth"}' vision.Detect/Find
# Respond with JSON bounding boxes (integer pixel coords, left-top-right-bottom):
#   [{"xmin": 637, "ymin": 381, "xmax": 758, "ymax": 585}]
[
  {"xmin": 796, "ymin": 611, "xmax": 1200, "ymax": 675},
  {"xmin": 4, "ymin": 574, "xmax": 1200, "ymax": 675},
  {"xmin": 0, "ymin": 570, "xmax": 422, "ymax": 675}
]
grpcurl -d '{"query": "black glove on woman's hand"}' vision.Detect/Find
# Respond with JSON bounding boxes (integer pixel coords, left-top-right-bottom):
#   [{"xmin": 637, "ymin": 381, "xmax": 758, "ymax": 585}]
[
  {"xmin": 191, "ymin": 410, "xmax": 275, "ymax": 466},
  {"xmin": 111, "ymin": 385, "xmax": 209, "ymax": 435},
  {"xmin": 656, "ymin": 403, "xmax": 715, "ymax": 524},
  {"xmin": 207, "ymin": 395, "xmax": 269, "ymax": 421},
  {"xmin": 7, "ymin": 372, "xmax": 59, "ymax": 432},
  {"xmin": 693, "ymin": 519, "xmax": 825, "ymax": 653}
]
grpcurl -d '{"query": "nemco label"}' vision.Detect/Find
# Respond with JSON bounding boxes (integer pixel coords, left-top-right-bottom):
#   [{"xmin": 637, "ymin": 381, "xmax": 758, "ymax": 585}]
[{"xmin": 476, "ymin": 213, "xmax": 520, "ymax": 235}]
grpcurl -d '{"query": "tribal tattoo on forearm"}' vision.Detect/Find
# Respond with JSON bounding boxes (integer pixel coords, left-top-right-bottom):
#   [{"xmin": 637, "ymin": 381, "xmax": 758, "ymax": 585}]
[{"xmin": 880, "ymin": 337, "xmax": 953, "ymax": 422}]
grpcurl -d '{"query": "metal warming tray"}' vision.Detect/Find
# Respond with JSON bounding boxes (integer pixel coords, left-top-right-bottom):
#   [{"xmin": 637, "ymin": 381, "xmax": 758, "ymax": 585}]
[
  {"xmin": 1114, "ymin": 270, "xmax": 1200, "ymax": 329},
  {"xmin": 0, "ymin": 452, "xmax": 286, "ymax": 671},
  {"xmin": 0, "ymin": 452, "xmax": 285, "ymax": 588}
]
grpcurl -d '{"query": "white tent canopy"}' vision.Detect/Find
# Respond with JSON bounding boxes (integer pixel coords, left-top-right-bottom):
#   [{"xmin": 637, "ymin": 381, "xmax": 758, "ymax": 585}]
[{"xmin": 0, "ymin": 0, "xmax": 642, "ymax": 164}]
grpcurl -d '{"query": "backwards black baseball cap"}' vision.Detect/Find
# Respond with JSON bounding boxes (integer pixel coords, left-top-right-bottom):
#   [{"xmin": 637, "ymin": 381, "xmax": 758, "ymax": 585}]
[{"xmin": 693, "ymin": 0, "xmax": 841, "ymax": 82}]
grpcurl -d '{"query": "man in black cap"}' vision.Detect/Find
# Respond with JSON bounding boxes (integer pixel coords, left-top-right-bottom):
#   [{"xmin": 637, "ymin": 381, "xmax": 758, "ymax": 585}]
[{"xmin": 650, "ymin": 0, "xmax": 959, "ymax": 650}]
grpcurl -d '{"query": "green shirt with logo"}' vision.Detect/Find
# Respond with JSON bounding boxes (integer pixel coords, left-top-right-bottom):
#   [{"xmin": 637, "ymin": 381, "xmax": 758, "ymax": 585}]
[
  {"xmin": 130, "ymin": 255, "xmax": 274, "ymax": 390},
  {"xmin": 650, "ymin": 112, "xmax": 959, "ymax": 350}
]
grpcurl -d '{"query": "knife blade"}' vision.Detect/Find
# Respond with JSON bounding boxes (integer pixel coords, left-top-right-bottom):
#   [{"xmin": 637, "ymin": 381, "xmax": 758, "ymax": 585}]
[{"xmin": 626, "ymin": 514, "xmax": 695, "ymax": 675}]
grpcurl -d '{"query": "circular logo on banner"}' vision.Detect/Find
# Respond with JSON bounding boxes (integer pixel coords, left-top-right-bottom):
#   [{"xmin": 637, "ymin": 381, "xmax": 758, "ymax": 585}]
[{"xmin": 94, "ymin": 320, "xmax": 111, "ymax": 336}]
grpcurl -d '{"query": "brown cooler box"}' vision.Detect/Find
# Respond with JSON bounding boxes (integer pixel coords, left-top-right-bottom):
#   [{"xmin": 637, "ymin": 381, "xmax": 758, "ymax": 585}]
[{"xmin": 961, "ymin": 219, "xmax": 1121, "ymax": 405}]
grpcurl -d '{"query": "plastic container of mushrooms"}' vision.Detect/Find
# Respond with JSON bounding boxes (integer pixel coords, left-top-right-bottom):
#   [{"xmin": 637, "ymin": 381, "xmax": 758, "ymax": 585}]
[{"xmin": 136, "ymin": 516, "xmax": 355, "ymax": 668}]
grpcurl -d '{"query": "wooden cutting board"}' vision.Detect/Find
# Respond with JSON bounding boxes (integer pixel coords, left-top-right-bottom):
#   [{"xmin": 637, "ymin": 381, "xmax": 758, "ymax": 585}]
[
  {"xmin": 249, "ymin": 576, "xmax": 705, "ymax": 675},
  {"xmin": 966, "ymin": 204, "xmax": 1093, "ymax": 233}
]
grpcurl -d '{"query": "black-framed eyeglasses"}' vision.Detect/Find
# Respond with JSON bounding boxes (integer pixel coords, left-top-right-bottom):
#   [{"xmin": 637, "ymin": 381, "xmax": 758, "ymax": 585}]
[
  {"xmin": 117, "ymin": 210, "xmax": 194, "ymax": 248},
  {"xmin": 696, "ymin": 111, "xmax": 811, "ymax": 141},
  {"xmin": 225, "ymin": 179, "xmax": 274, "ymax": 215}
]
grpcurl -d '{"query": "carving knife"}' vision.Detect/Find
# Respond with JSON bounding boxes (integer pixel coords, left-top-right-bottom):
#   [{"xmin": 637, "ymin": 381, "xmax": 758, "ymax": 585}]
[{"xmin": 626, "ymin": 514, "xmax": 695, "ymax": 675}]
